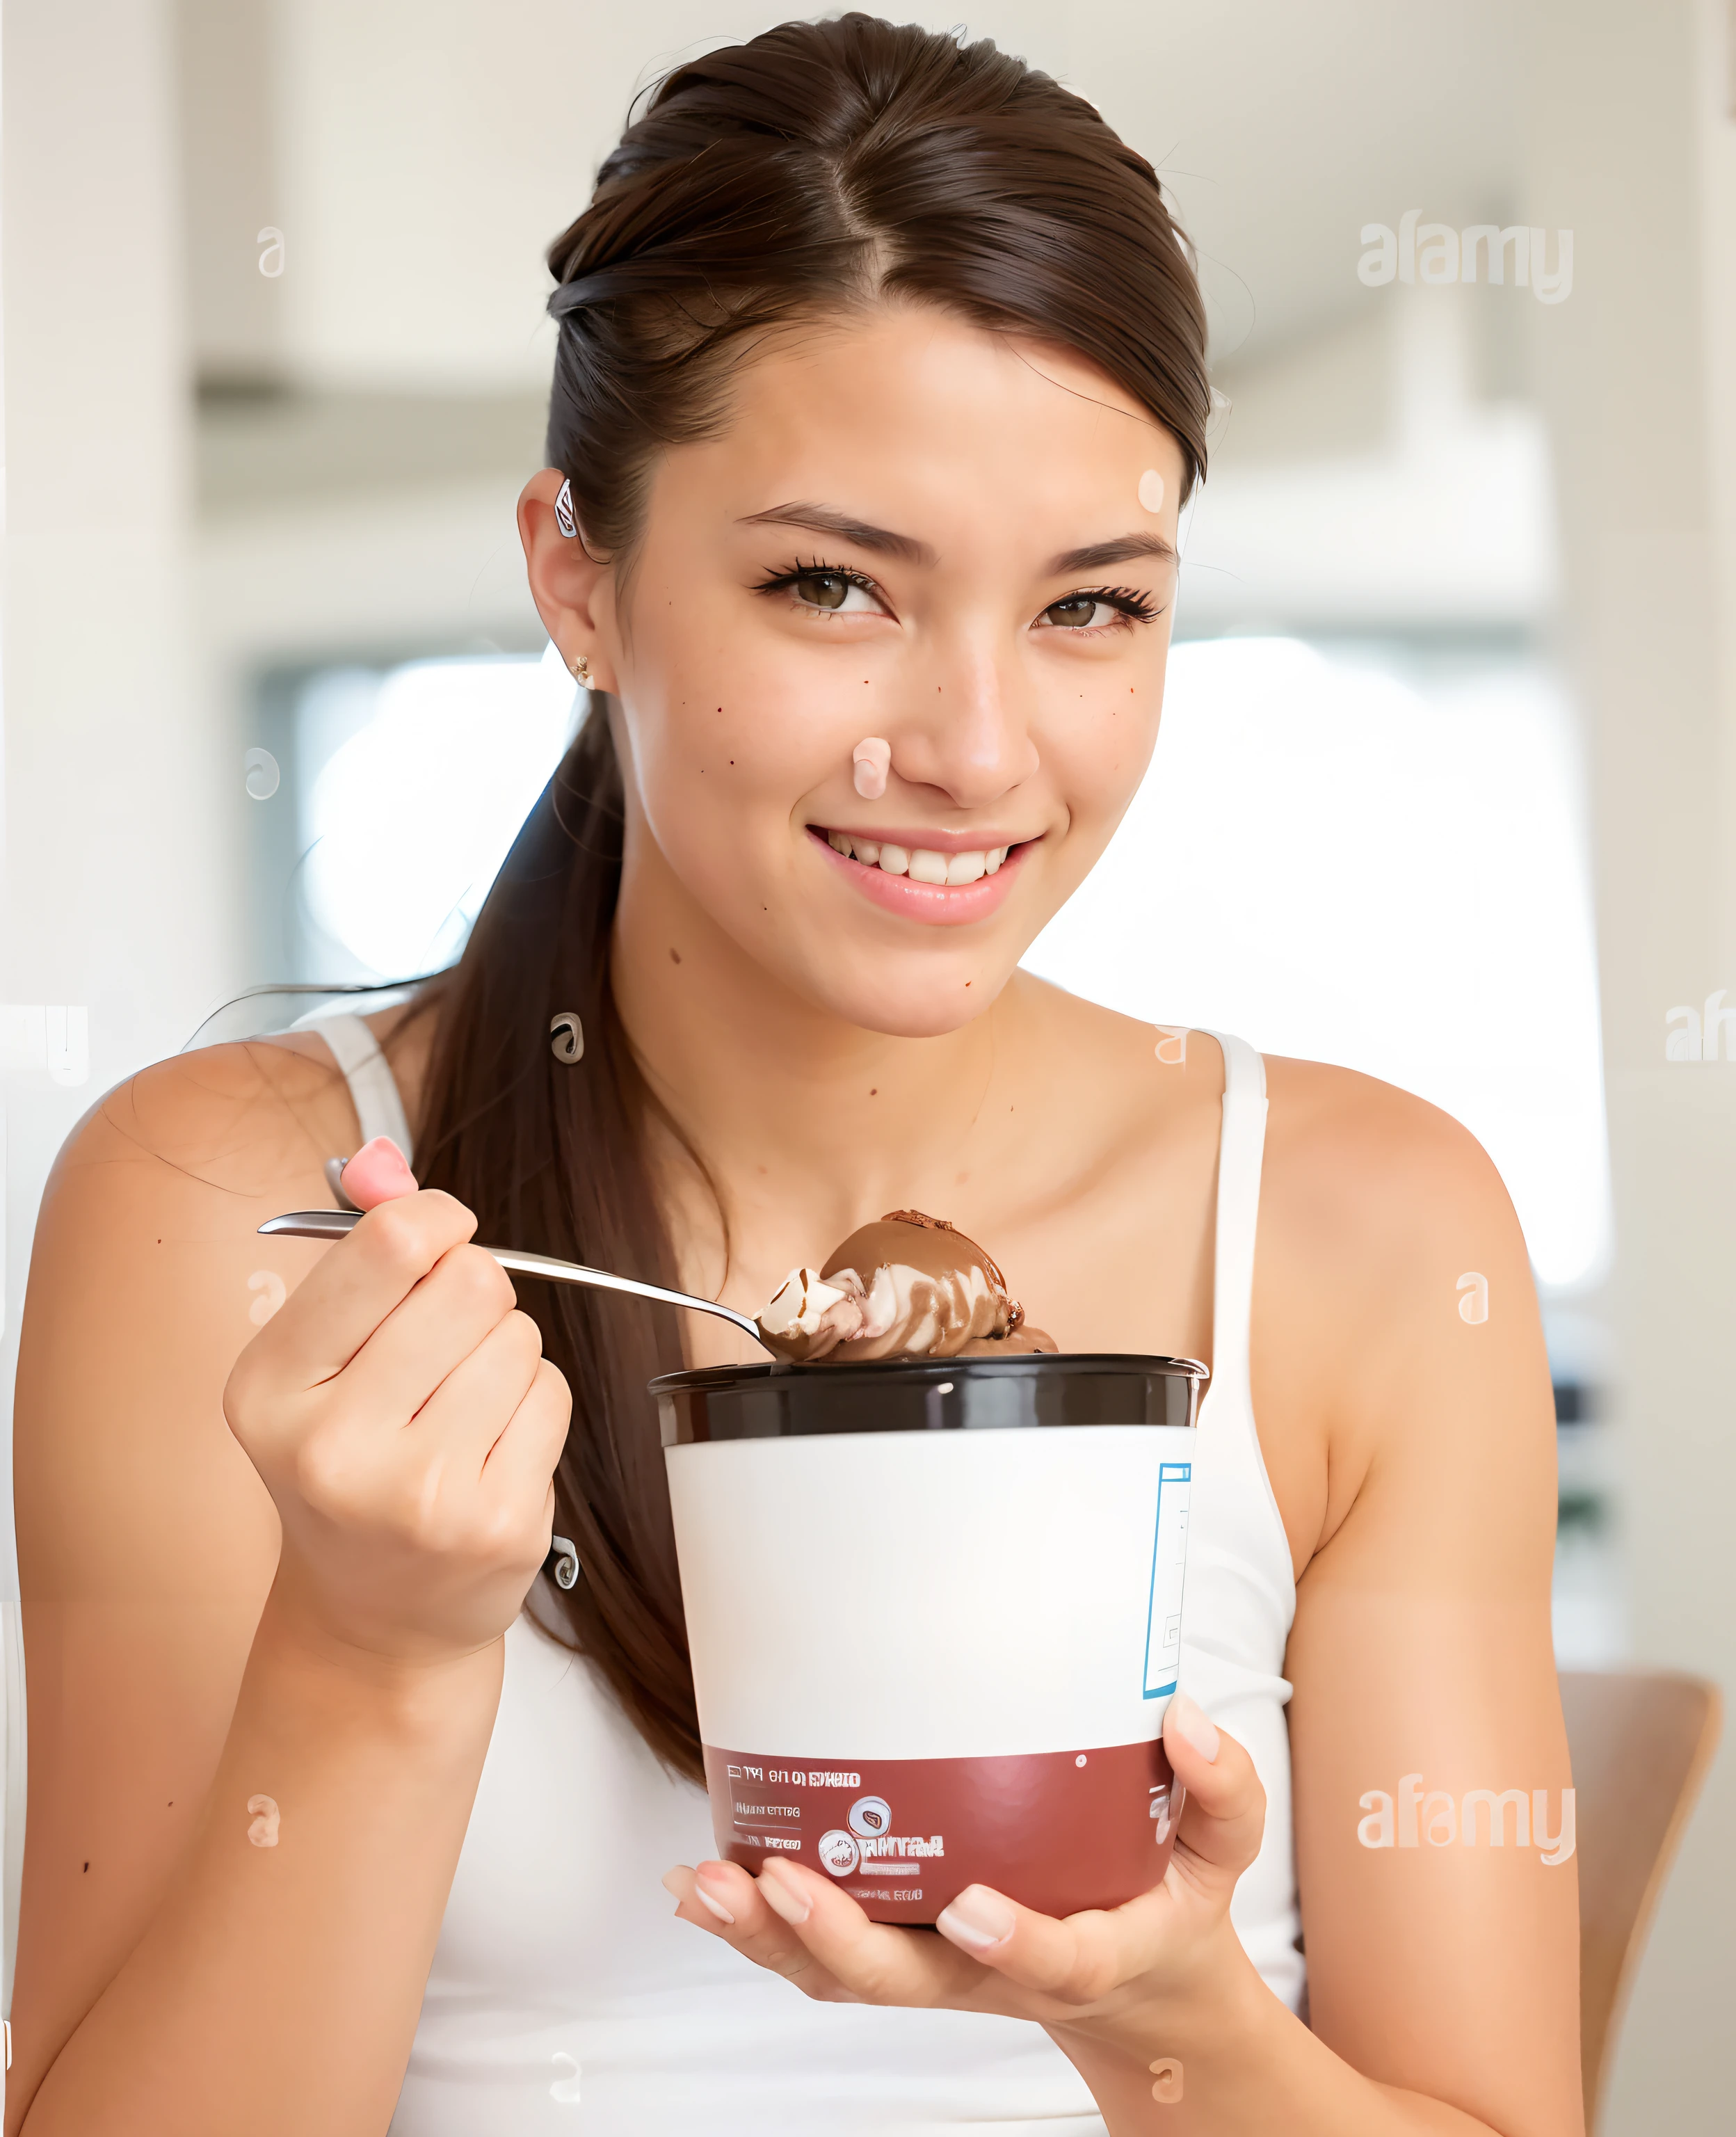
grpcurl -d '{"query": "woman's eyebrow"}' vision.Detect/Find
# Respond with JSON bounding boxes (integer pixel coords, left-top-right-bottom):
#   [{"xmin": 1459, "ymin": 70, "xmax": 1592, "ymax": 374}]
[
  {"xmin": 1047, "ymin": 532, "xmax": 1176, "ymax": 574},
  {"xmin": 737, "ymin": 503, "xmax": 1175, "ymax": 577},
  {"xmin": 738, "ymin": 502, "xmax": 937, "ymax": 566}
]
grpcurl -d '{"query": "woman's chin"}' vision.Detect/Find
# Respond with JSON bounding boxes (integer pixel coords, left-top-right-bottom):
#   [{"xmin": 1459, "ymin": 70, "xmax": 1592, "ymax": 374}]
[{"xmin": 786, "ymin": 959, "xmax": 1015, "ymax": 1039}]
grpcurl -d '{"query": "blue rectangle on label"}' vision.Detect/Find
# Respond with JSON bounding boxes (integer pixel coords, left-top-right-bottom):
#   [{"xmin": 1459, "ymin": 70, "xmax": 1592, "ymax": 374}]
[{"xmin": 1142, "ymin": 1462, "xmax": 1192, "ymax": 1699}]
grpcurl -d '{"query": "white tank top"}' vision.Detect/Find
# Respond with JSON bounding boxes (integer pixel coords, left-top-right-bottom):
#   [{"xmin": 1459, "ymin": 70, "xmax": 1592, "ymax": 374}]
[{"xmin": 311, "ymin": 1016, "xmax": 1301, "ymax": 2134}]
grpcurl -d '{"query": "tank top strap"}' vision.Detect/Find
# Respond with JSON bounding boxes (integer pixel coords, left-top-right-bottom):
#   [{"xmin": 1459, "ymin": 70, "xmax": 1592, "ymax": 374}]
[
  {"xmin": 1196, "ymin": 1028, "xmax": 1268, "ymax": 1410},
  {"xmin": 308, "ymin": 1011, "xmax": 415, "ymax": 1164}
]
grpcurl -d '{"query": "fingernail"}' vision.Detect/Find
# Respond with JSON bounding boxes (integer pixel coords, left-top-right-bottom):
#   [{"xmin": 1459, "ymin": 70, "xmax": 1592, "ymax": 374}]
[
  {"xmin": 661, "ymin": 1867, "xmax": 689, "ymax": 1900},
  {"xmin": 1165, "ymin": 1690, "xmax": 1220, "ymax": 1764},
  {"xmin": 340, "ymin": 1136, "xmax": 417, "ymax": 1210},
  {"xmin": 759, "ymin": 1859, "xmax": 812, "ymax": 1925},
  {"xmin": 935, "ymin": 1884, "xmax": 1015, "ymax": 1952},
  {"xmin": 692, "ymin": 1875, "xmax": 736, "ymax": 1926}
]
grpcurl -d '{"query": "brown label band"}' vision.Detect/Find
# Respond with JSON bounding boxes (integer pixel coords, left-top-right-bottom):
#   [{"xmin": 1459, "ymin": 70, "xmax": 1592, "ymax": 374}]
[{"xmin": 703, "ymin": 1738, "xmax": 1180, "ymax": 1925}]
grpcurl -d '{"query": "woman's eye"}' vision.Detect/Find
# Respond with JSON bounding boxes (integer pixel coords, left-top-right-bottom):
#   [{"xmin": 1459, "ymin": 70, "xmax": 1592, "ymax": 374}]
[
  {"xmin": 791, "ymin": 570, "xmax": 878, "ymax": 614},
  {"xmin": 1040, "ymin": 594, "xmax": 1119, "ymax": 630}
]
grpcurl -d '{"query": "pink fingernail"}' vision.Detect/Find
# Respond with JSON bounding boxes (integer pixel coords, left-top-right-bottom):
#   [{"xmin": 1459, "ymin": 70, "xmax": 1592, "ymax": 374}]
[
  {"xmin": 759, "ymin": 1859, "xmax": 812, "ymax": 1925},
  {"xmin": 339, "ymin": 1137, "xmax": 417, "ymax": 1210},
  {"xmin": 935, "ymin": 1884, "xmax": 1015, "ymax": 1952},
  {"xmin": 1165, "ymin": 1690, "xmax": 1220, "ymax": 1763}
]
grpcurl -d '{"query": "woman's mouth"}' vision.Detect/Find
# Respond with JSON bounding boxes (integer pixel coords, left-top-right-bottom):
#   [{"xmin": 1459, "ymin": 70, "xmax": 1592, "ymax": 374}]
[{"xmin": 807, "ymin": 824, "xmax": 1036, "ymax": 924}]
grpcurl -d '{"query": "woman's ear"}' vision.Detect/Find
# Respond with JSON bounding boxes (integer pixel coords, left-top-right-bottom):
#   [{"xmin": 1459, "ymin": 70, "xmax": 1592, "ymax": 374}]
[{"xmin": 518, "ymin": 468, "xmax": 621, "ymax": 692}]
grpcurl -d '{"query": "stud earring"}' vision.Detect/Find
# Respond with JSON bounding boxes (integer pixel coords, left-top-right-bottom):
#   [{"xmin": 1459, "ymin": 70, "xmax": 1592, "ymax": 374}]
[{"xmin": 569, "ymin": 653, "xmax": 592, "ymax": 688}]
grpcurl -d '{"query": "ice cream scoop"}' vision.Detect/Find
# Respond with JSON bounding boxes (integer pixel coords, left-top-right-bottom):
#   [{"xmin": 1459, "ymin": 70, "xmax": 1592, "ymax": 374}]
[{"xmin": 755, "ymin": 1209, "xmax": 1055, "ymax": 1362}]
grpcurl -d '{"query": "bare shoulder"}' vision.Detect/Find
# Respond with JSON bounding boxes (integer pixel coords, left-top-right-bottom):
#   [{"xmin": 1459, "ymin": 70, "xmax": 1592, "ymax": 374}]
[
  {"xmin": 1017, "ymin": 977, "xmax": 1522, "ymax": 1260},
  {"xmin": 1260, "ymin": 1049, "xmax": 1522, "ymax": 1255},
  {"xmin": 49, "ymin": 1034, "xmax": 350, "ymax": 1209},
  {"xmin": 16, "ymin": 1037, "xmax": 367, "ymax": 1582},
  {"xmin": 1255, "ymin": 1048, "xmax": 1538, "ymax": 1387},
  {"xmin": 41, "ymin": 988, "xmax": 440, "ymax": 1221},
  {"xmin": 1256, "ymin": 1051, "xmax": 1553, "ymax": 1568},
  {"xmin": 1017, "ymin": 984, "xmax": 1550, "ymax": 1569},
  {"xmin": 1011, "ymin": 979, "xmax": 1226, "ymax": 1176}
]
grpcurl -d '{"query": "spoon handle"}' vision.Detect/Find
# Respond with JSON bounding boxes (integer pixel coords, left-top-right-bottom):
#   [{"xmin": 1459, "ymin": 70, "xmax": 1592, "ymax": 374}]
[{"xmin": 257, "ymin": 1209, "xmax": 768, "ymax": 1348}]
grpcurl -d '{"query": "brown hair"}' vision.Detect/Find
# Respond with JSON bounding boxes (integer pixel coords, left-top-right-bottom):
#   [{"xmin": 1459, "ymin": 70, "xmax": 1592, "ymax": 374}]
[{"xmin": 410, "ymin": 13, "xmax": 1210, "ymax": 1779}]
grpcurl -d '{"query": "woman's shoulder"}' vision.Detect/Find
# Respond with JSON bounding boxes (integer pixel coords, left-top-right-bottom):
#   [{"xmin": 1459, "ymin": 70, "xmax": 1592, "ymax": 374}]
[
  {"xmin": 45, "ymin": 1032, "xmax": 357, "ymax": 1226},
  {"xmin": 15, "ymin": 1034, "xmax": 369, "ymax": 1615},
  {"xmin": 45, "ymin": 999, "xmax": 435, "ymax": 1219},
  {"xmin": 1032, "ymin": 982, "xmax": 1516, "ymax": 1231},
  {"xmin": 1257, "ymin": 1048, "xmax": 1523, "ymax": 1270},
  {"xmin": 1024, "ymin": 983, "xmax": 1525, "ymax": 1315}
]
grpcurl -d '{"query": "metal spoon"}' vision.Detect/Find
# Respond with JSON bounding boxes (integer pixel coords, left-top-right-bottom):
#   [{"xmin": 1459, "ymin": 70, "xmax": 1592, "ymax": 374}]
[{"xmin": 257, "ymin": 1205, "xmax": 771, "ymax": 1351}]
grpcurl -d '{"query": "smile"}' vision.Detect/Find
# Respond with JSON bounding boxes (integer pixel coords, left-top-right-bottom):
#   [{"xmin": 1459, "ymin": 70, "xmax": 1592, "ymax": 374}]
[
  {"xmin": 819, "ymin": 829, "xmax": 1013, "ymax": 884},
  {"xmin": 807, "ymin": 825, "xmax": 1036, "ymax": 924}
]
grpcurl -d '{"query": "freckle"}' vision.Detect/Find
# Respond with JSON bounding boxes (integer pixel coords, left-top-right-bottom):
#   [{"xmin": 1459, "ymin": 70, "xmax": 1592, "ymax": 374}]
[
  {"xmin": 869, "ymin": 1087, "xmax": 878, "ymax": 1096},
  {"xmin": 83, "ymin": 1862, "xmax": 89, "ymax": 1872},
  {"xmin": 670, "ymin": 947, "xmax": 682, "ymax": 964}
]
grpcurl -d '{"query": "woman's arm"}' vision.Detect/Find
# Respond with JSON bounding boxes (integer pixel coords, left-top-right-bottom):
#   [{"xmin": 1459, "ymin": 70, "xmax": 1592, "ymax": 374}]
[
  {"xmin": 8, "ymin": 1046, "xmax": 565, "ymax": 2136},
  {"xmin": 1275, "ymin": 1071, "xmax": 1580, "ymax": 2131}
]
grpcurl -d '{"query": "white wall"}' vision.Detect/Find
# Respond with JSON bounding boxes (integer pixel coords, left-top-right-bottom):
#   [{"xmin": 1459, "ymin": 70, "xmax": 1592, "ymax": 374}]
[
  {"xmin": 1553, "ymin": 5, "xmax": 1736, "ymax": 2131},
  {"xmin": 1, "ymin": 0, "xmax": 243, "ymax": 1475},
  {"xmin": 1, "ymin": 0, "xmax": 247, "ymax": 2012}
]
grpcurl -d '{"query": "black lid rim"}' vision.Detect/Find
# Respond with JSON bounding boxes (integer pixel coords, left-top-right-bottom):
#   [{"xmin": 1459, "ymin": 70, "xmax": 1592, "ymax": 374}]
[{"xmin": 651, "ymin": 1352, "xmax": 1209, "ymax": 1396}]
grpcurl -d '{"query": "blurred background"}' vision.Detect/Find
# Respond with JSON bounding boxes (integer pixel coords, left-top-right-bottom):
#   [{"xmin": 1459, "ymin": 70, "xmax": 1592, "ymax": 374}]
[{"xmin": 3, "ymin": 1, "xmax": 1733, "ymax": 2127}]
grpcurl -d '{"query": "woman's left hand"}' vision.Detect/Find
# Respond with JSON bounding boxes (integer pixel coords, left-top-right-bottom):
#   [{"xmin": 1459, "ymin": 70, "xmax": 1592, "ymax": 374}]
[{"xmin": 661, "ymin": 1693, "xmax": 1266, "ymax": 2065}]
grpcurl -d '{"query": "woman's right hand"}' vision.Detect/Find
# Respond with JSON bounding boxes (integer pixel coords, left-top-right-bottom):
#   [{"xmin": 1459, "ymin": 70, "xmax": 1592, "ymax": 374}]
[{"xmin": 223, "ymin": 1145, "xmax": 571, "ymax": 1669}]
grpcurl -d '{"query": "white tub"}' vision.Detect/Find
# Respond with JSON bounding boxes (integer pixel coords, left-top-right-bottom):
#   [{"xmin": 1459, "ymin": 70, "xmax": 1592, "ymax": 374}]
[{"xmin": 657, "ymin": 1354, "xmax": 1204, "ymax": 1923}]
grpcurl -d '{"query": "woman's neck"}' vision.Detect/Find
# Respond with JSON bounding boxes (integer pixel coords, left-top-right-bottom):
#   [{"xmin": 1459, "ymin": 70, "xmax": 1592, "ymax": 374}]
[{"xmin": 610, "ymin": 822, "xmax": 1026, "ymax": 1255}]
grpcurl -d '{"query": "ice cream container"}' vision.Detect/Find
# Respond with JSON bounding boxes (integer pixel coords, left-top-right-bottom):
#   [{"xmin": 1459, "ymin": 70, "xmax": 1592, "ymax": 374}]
[{"xmin": 655, "ymin": 1353, "xmax": 1205, "ymax": 1924}]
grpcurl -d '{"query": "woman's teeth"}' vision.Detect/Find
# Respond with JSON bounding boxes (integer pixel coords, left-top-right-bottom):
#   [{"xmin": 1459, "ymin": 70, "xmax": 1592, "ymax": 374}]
[{"xmin": 825, "ymin": 831, "xmax": 1009, "ymax": 883}]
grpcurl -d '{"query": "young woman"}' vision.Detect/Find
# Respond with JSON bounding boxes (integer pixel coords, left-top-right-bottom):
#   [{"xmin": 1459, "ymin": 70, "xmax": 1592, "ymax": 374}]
[{"xmin": 8, "ymin": 16, "xmax": 1580, "ymax": 2136}]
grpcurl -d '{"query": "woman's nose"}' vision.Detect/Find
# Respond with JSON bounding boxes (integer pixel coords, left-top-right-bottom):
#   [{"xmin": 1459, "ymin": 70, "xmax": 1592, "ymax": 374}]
[{"xmin": 887, "ymin": 639, "xmax": 1040, "ymax": 809}]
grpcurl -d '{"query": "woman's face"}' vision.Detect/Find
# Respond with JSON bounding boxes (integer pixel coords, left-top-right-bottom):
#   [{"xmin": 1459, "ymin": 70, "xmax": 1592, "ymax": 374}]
[{"xmin": 558, "ymin": 303, "xmax": 1185, "ymax": 1039}]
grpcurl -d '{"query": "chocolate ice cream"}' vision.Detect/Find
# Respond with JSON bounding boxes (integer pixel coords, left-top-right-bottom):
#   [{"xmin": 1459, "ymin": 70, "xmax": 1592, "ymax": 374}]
[{"xmin": 756, "ymin": 1210, "xmax": 1056, "ymax": 1362}]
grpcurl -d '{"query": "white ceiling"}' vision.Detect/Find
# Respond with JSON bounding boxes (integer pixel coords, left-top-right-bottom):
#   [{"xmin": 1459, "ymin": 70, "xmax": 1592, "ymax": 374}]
[{"xmin": 181, "ymin": 0, "xmax": 1532, "ymax": 391}]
